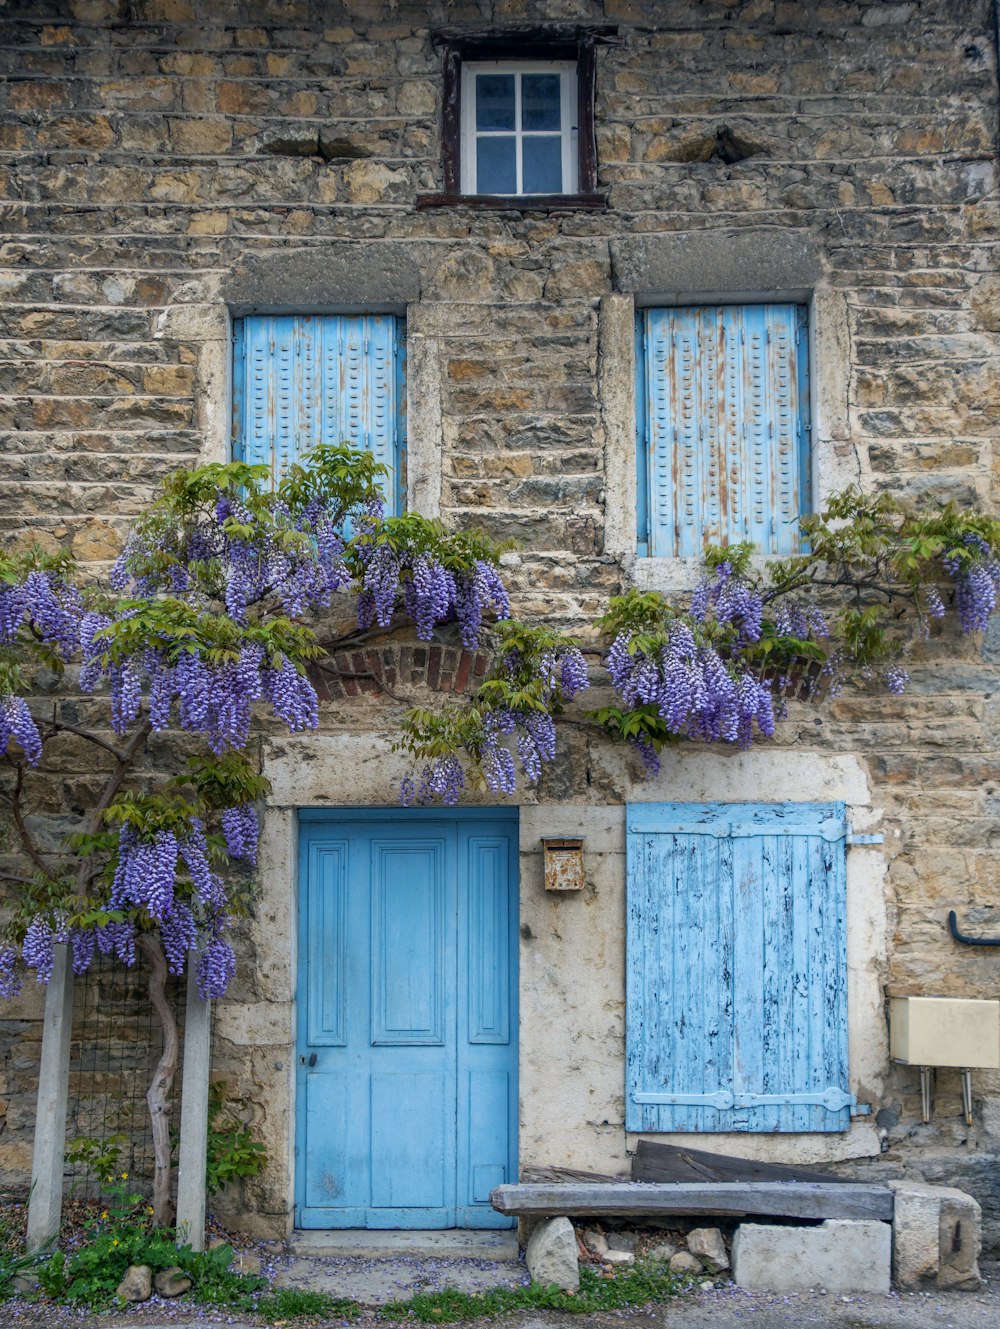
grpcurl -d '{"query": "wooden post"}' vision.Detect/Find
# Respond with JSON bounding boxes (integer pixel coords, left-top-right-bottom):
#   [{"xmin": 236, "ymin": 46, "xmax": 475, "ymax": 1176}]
[
  {"xmin": 26, "ymin": 943, "xmax": 74, "ymax": 1252},
  {"xmin": 175, "ymin": 963, "xmax": 211, "ymax": 1251}
]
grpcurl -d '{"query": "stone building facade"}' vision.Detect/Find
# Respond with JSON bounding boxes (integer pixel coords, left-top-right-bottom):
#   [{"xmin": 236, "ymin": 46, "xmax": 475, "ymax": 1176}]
[{"xmin": 1, "ymin": 0, "xmax": 1000, "ymax": 1247}]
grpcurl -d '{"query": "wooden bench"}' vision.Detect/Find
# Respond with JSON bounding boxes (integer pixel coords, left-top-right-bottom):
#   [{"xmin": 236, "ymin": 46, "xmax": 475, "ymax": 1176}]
[{"xmin": 489, "ymin": 1181, "xmax": 894, "ymax": 1222}]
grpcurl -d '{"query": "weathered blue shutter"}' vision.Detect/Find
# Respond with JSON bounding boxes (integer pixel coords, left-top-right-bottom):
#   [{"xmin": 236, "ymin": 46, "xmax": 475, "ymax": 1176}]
[
  {"xmin": 625, "ymin": 802, "xmax": 852, "ymax": 1134},
  {"xmin": 232, "ymin": 314, "xmax": 404, "ymax": 512},
  {"xmin": 637, "ymin": 305, "xmax": 810, "ymax": 557}
]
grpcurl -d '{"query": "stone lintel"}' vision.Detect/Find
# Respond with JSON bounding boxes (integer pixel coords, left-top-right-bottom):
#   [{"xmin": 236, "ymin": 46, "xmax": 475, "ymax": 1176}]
[
  {"xmin": 611, "ymin": 229, "xmax": 822, "ymax": 299},
  {"xmin": 222, "ymin": 244, "xmax": 421, "ymax": 314}
]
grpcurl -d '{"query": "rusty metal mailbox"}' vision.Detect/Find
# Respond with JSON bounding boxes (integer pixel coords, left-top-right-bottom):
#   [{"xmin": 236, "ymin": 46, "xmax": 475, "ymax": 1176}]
[{"xmin": 542, "ymin": 838, "xmax": 585, "ymax": 892}]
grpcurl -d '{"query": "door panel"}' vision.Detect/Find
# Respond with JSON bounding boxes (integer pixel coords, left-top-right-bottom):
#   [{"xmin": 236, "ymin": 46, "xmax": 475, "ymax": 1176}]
[
  {"xmin": 370, "ymin": 1072, "xmax": 450, "ymax": 1208},
  {"xmin": 296, "ymin": 812, "xmax": 518, "ymax": 1229},
  {"xmin": 371, "ymin": 838, "xmax": 446, "ymax": 1045}
]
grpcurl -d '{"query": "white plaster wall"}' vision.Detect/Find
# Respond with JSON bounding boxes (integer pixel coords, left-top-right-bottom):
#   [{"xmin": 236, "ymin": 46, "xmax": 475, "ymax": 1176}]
[
  {"xmin": 519, "ymin": 748, "xmax": 888, "ymax": 1174},
  {"xmin": 248, "ymin": 734, "xmax": 887, "ymax": 1224}
]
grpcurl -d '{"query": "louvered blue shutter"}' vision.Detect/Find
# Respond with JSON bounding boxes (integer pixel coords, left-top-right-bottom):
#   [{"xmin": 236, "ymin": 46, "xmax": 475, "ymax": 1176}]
[
  {"xmin": 625, "ymin": 802, "xmax": 852, "ymax": 1134},
  {"xmin": 232, "ymin": 314, "xmax": 404, "ymax": 513},
  {"xmin": 637, "ymin": 305, "xmax": 810, "ymax": 557}
]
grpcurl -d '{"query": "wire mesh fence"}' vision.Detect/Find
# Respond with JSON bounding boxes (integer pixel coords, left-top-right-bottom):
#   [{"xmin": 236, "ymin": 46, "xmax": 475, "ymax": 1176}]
[{"xmin": 66, "ymin": 949, "xmax": 186, "ymax": 1201}]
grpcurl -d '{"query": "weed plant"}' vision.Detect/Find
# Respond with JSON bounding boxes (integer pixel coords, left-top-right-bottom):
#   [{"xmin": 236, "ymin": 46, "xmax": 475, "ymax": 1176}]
[
  {"xmin": 380, "ymin": 1259, "xmax": 683, "ymax": 1322},
  {"xmin": 257, "ymin": 1287, "xmax": 360, "ymax": 1322}
]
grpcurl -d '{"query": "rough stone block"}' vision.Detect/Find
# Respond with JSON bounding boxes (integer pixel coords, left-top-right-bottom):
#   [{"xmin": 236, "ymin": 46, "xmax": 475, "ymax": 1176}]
[
  {"xmin": 732, "ymin": 1220, "xmax": 891, "ymax": 1294},
  {"xmin": 889, "ymin": 1180, "xmax": 982, "ymax": 1290},
  {"xmin": 116, "ymin": 1264, "xmax": 152, "ymax": 1302},
  {"xmin": 687, "ymin": 1226, "xmax": 729, "ymax": 1273},
  {"xmin": 154, "ymin": 1266, "xmax": 193, "ymax": 1297},
  {"xmin": 525, "ymin": 1217, "xmax": 579, "ymax": 1291}
]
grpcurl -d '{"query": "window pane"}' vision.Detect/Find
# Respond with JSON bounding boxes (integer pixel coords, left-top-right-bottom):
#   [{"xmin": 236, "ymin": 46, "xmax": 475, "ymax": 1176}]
[
  {"xmin": 521, "ymin": 74, "xmax": 561, "ymax": 131},
  {"xmin": 522, "ymin": 136, "xmax": 562, "ymax": 193},
  {"xmin": 476, "ymin": 75, "xmax": 515, "ymax": 130},
  {"xmin": 477, "ymin": 135, "xmax": 517, "ymax": 193}
]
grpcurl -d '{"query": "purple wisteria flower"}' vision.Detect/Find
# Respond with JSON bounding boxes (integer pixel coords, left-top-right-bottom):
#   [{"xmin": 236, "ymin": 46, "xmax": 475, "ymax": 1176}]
[
  {"xmin": 0, "ymin": 947, "xmax": 22, "ymax": 1000},
  {"xmin": 221, "ymin": 804, "xmax": 258, "ymax": 864},
  {"xmin": 0, "ymin": 695, "xmax": 42, "ymax": 764}
]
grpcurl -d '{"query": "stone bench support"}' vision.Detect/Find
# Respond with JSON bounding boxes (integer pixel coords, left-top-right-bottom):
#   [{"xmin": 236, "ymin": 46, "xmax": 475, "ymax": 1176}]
[{"xmin": 889, "ymin": 1180, "xmax": 982, "ymax": 1290}]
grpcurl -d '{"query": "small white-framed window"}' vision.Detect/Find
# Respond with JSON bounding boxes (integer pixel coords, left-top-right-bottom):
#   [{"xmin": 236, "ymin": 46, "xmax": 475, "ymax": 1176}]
[{"xmin": 459, "ymin": 61, "xmax": 578, "ymax": 196}]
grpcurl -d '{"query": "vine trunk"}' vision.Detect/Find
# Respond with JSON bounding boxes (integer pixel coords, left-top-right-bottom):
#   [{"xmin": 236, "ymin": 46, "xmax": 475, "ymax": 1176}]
[{"xmin": 137, "ymin": 933, "xmax": 178, "ymax": 1228}]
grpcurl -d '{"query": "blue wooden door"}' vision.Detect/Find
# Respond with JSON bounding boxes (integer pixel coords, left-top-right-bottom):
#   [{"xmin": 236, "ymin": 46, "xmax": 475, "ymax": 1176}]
[
  {"xmin": 296, "ymin": 811, "xmax": 518, "ymax": 1229},
  {"xmin": 626, "ymin": 802, "xmax": 854, "ymax": 1133}
]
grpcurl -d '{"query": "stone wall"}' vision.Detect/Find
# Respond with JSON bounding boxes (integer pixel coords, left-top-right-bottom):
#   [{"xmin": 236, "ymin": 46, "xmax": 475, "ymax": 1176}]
[{"xmin": 1, "ymin": 0, "xmax": 999, "ymax": 1244}]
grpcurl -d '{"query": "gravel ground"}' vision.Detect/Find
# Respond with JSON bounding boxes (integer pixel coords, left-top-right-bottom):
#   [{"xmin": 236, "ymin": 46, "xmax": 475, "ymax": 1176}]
[{"xmin": 0, "ymin": 1260, "xmax": 996, "ymax": 1329}]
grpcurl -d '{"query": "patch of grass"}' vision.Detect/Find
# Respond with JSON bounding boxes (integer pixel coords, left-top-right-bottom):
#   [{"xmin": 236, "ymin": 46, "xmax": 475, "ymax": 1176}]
[
  {"xmin": 257, "ymin": 1287, "xmax": 361, "ymax": 1322},
  {"xmin": 180, "ymin": 1244, "xmax": 268, "ymax": 1311},
  {"xmin": 379, "ymin": 1259, "xmax": 683, "ymax": 1323}
]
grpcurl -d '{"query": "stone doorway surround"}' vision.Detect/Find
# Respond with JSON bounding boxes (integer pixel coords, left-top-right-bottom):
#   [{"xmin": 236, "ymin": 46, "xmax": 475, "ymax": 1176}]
[{"xmin": 215, "ymin": 737, "xmax": 888, "ymax": 1238}]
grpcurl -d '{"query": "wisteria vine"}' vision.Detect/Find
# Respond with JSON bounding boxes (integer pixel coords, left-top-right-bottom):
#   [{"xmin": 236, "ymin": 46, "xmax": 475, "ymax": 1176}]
[
  {"xmin": 0, "ymin": 444, "xmax": 518, "ymax": 1001},
  {"xmin": 590, "ymin": 495, "xmax": 1000, "ymax": 771},
  {"xmin": 398, "ymin": 621, "xmax": 590, "ymax": 805},
  {"xmin": 1, "ymin": 463, "xmax": 998, "ymax": 1007}
]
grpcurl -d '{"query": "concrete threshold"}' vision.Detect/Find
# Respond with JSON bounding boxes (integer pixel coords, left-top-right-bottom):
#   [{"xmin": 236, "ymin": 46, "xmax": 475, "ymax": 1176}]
[{"xmin": 288, "ymin": 1229, "xmax": 521, "ymax": 1262}]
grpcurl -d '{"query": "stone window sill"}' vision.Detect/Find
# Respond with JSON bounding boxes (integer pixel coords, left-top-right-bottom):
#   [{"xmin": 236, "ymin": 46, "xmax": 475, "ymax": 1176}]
[
  {"xmin": 415, "ymin": 192, "xmax": 608, "ymax": 212},
  {"xmin": 631, "ymin": 554, "xmax": 781, "ymax": 594}
]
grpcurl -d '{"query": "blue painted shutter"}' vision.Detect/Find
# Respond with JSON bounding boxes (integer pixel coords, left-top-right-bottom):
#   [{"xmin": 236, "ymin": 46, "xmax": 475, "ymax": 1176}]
[
  {"xmin": 638, "ymin": 305, "xmax": 810, "ymax": 557},
  {"xmin": 232, "ymin": 314, "xmax": 404, "ymax": 512},
  {"xmin": 625, "ymin": 802, "xmax": 852, "ymax": 1134}
]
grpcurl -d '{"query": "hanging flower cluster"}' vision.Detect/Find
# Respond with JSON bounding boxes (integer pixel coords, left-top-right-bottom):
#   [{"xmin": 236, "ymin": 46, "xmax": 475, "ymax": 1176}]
[
  {"xmin": 601, "ymin": 561, "xmax": 775, "ymax": 773},
  {"xmin": 83, "ymin": 637, "xmax": 320, "ymax": 754},
  {"xmin": 606, "ymin": 623, "xmax": 775, "ymax": 773},
  {"xmin": 0, "ymin": 566, "xmax": 83, "ymax": 658},
  {"xmin": 399, "ymin": 631, "xmax": 589, "ymax": 804},
  {"xmin": 111, "ymin": 489, "xmax": 356, "ymax": 626},
  {"xmin": 942, "ymin": 533, "xmax": 1000, "ymax": 633},
  {"xmin": 356, "ymin": 542, "xmax": 510, "ymax": 648},
  {"xmin": 0, "ymin": 565, "xmax": 85, "ymax": 766}
]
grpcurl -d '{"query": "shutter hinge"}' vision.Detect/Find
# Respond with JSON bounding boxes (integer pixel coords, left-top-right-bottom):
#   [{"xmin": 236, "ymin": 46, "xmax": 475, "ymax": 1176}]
[
  {"xmin": 847, "ymin": 832, "xmax": 884, "ymax": 846},
  {"xmin": 850, "ymin": 1103, "xmax": 873, "ymax": 1117},
  {"xmin": 634, "ymin": 1087, "xmax": 857, "ymax": 1113}
]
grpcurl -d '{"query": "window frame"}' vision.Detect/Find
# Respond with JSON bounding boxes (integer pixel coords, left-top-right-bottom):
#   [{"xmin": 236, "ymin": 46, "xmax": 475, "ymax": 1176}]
[
  {"xmin": 459, "ymin": 60, "xmax": 579, "ymax": 197},
  {"xmin": 419, "ymin": 25, "xmax": 619, "ymax": 211}
]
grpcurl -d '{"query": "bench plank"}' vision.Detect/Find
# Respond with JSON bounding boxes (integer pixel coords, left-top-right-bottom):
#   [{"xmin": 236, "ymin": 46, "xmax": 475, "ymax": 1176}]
[{"xmin": 490, "ymin": 1182, "xmax": 893, "ymax": 1222}]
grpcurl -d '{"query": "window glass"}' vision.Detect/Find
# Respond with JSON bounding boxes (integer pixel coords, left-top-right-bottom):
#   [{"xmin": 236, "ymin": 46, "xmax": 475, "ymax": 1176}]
[
  {"xmin": 521, "ymin": 74, "xmax": 561, "ymax": 130},
  {"xmin": 476, "ymin": 74, "xmax": 515, "ymax": 130},
  {"xmin": 522, "ymin": 136, "xmax": 562, "ymax": 193},
  {"xmin": 460, "ymin": 62, "xmax": 577, "ymax": 196},
  {"xmin": 477, "ymin": 135, "xmax": 517, "ymax": 194}
]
